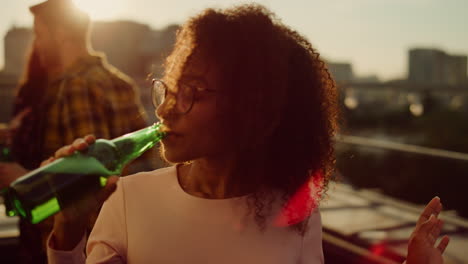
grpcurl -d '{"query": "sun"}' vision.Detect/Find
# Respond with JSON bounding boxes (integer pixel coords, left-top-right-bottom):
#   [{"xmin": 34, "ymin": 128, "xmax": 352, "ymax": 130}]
[{"xmin": 73, "ymin": 0, "xmax": 125, "ymax": 20}]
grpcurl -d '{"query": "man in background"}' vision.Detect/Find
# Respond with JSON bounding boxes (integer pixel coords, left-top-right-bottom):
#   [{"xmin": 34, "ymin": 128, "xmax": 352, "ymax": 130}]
[{"xmin": 0, "ymin": 0, "xmax": 158, "ymax": 262}]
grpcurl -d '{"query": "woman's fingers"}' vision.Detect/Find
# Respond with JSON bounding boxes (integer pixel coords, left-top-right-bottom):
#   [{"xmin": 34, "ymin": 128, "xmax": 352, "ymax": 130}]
[
  {"xmin": 427, "ymin": 216, "xmax": 441, "ymax": 245},
  {"xmin": 430, "ymin": 219, "xmax": 444, "ymax": 241},
  {"xmin": 40, "ymin": 156, "xmax": 56, "ymax": 167},
  {"xmin": 414, "ymin": 214, "xmax": 438, "ymax": 246},
  {"xmin": 72, "ymin": 138, "xmax": 88, "ymax": 151},
  {"xmin": 416, "ymin": 215, "xmax": 446, "ymax": 249},
  {"xmin": 437, "ymin": 235, "xmax": 450, "ymax": 254},
  {"xmin": 83, "ymin": 134, "xmax": 96, "ymax": 145},
  {"xmin": 417, "ymin": 197, "xmax": 442, "ymax": 226},
  {"xmin": 53, "ymin": 135, "xmax": 96, "ymax": 159},
  {"xmin": 54, "ymin": 145, "xmax": 74, "ymax": 158}
]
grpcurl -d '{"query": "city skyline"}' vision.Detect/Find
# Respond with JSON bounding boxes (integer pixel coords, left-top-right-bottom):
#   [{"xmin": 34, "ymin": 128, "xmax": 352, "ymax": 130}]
[{"xmin": 1, "ymin": 0, "xmax": 467, "ymax": 81}]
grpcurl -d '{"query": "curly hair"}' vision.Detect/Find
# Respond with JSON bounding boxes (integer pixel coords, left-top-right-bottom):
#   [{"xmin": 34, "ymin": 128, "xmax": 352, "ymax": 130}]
[{"xmin": 164, "ymin": 4, "xmax": 339, "ymax": 233}]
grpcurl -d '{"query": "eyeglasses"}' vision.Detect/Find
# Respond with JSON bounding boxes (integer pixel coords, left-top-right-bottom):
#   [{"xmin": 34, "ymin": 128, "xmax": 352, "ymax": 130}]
[{"xmin": 152, "ymin": 78, "xmax": 216, "ymax": 115}]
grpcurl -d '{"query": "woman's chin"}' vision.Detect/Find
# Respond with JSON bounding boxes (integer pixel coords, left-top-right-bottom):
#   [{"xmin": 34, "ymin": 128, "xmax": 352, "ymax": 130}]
[{"xmin": 160, "ymin": 146, "xmax": 191, "ymax": 164}]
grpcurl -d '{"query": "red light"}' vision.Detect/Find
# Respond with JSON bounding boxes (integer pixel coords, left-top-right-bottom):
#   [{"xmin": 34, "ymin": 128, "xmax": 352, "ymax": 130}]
[
  {"xmin": 274, "ymin": 172, "xmax": 324, "ymax": 227},
  {"xmin": 369, "ymin": 242, "xmax": 387, "ymax": 256}
]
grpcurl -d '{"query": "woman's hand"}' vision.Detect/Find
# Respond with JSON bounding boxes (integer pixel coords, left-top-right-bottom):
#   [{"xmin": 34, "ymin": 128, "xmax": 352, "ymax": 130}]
[
  {"xmin": 42, "ymin": 135, "xmax": 119, "ymax": 251},
  {"xmin": 405, "ymin": 197, "xmax": 450, "ymax": 264}
]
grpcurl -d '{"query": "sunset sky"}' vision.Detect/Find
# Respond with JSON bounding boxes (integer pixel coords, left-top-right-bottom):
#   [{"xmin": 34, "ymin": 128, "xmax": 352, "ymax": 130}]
[{"xmin": 1, "ymin": 0, "xmax": 467, "ymax": 81}]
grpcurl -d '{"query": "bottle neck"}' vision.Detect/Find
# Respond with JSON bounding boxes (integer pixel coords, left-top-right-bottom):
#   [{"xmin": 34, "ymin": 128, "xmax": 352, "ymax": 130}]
[{"xmin": 112, "ymin": 123, "xmax": 165, "ymax": 168}]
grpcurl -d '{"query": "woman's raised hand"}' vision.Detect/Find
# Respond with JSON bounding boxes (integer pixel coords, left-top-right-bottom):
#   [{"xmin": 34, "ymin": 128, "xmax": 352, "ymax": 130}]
[{"xmin": 405, "ymin": 197, "xmax": 450, "ymax": 264}]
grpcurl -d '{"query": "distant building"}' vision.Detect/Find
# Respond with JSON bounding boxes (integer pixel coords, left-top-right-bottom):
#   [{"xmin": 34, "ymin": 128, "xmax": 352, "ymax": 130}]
[
  {"xmin": 0, "ymin": 21, "xmax": 178, "ymax": 80},
  {"xmin": 2, "ymin": 27, "xmax": 33, "ymax": 77},
  {"xmin": 445, "ymin": 55, "xmax": 467, "ymax": 85},
  {"xmin": 0, "ymin": 73, "xmax": 18, "ymax": 123},
  {"xmin": 408, "ymin": 48, "xmax": 467, "ymax": 86},
  {"xmin": 354, "ymin": 75, "xmax": 380, "ymax": 83},
  {"xmin": 0, "ymin": 27, "xmax": 32, "ymax": 122},
  {"xmin": 326, "ymin": 62, "xmax": 354, "ymax": 83},
  {"xmin": 91, "ymin": 21, "xmax": 177, "ymax": 79}
]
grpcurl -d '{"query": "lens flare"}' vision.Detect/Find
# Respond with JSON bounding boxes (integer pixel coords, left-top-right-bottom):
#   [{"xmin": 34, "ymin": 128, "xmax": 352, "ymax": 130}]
[
  {"xmin": 73, "ymin": 0, "xmax": 125, "ymax": 20},
  {"xmin": 274, "ymin": 172, "xmax": 323, "ymax": 227}
]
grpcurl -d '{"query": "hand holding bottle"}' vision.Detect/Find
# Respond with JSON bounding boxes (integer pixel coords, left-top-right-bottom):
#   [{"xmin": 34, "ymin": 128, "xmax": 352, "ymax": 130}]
[
  {"xmin": 1, "ymin": 124, "xmax": 164, "ymax": 249},
  {"xmin": 43, "ymin": 135, "xmax": 119, "ymax": 251}
]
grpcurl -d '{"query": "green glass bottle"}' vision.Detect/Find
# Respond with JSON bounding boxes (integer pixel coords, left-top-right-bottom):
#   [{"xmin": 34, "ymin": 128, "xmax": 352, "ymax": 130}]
[{"xmin": 1, "ymin": 123, "xmax": 165, "ymax": 224}]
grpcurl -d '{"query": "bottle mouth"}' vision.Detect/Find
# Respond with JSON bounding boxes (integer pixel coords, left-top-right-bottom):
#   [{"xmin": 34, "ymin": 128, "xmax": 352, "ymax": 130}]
[{"xmin": 154, "ymin": 122, "xmax": 168, "ymax": 138}]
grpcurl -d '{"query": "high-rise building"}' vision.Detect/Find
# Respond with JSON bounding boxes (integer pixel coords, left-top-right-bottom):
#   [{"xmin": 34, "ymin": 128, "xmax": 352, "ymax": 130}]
[
  {"xmin": 326, "ymin": 62, "xmax": 354, "ymax": 83},
  {"xmin": 445, "ymin": 55, "xmax": 467, "ymax": 85},
  {"xmin": 3, "ymin": 27, "xmax": 33, "ymax": 77},
  {"xmin": 408, "ymin": 48, "xmax": 467, "ymax": 86},
  {"xmin": 0, "ymin": 27, "xmax": 33, "ymax": 122}
]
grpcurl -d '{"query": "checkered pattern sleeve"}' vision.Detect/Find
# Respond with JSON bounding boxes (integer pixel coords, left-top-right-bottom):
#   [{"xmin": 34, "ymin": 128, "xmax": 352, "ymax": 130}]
[
  {"xmin": 59, "ymin": 77, "xmax": 112, "ymax": 145},
  {"xmin": 42, "ymin": 62, "xmax": 156, "ymax": 171},
  {"xmin": 104, "ymin": 74, "xmax": 149, "ymax": 138}
]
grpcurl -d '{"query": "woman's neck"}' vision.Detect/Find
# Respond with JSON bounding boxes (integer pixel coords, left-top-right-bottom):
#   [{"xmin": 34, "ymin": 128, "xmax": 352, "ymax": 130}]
[{"xmin": 178, "ymin": 157, "xmax": 252, "ymax": 199}]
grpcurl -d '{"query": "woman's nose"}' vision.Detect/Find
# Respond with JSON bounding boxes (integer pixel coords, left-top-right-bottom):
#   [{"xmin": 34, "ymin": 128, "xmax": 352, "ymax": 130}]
[{"xmin": 156, "ymin": 96, "xmax": 177, "ymax": 121}]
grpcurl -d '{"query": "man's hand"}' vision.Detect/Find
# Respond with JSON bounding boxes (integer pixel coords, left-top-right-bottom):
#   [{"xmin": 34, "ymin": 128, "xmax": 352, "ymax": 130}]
[
  {"xmin": 0, "ymin": 162, "xmax": 28, "ymax": 188},
  {"xmin": 0, "ymin": 123, "xmax": 10, "ymax": 144},
  {"xmin": 10, "ymin": 108, "xmax": 31, "ymax": 131},
  {"xmin": 42, "ymin": 135, "xmax": 119, "ymax": 251},
  {"xmin": 406, "ymin": 197, "xmax": 450, "ymax": 264},
  {"xmin": 0, "ymin": 108, "xmax": 31, "ymax": 145}
]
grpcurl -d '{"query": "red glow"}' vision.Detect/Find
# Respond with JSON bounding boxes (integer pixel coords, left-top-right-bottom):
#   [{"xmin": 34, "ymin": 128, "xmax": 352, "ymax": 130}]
[
  {"xmin": 369, "ymin": 242, "xmax": 387, "ymax": 256},
  {"xmin": 274, "ymin": 172, "xmax": 324, "ymax": 227}
]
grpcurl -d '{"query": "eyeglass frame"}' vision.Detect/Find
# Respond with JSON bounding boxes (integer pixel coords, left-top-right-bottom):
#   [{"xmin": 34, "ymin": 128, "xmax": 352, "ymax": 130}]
[{"xmin": 151, "ymin": 78, "xmax": 217, "ymax": 115}]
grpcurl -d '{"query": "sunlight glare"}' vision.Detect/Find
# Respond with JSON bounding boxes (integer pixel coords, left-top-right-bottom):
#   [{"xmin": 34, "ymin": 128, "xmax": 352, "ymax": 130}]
[{"xmin": 73, "ymin": 0, "xmax": 125, "ymax": 20}]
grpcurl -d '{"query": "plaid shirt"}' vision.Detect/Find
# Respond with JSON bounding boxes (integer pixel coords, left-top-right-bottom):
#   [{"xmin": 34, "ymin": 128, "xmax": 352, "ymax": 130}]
[{"xmin": 41, "ymin": 55, "xmax": 150, "ymax": 167}]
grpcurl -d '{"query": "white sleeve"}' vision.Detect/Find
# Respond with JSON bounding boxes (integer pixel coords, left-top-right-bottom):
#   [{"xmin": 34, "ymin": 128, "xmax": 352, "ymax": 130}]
[
  {"xmin": 298, "ymin": 209, "xmax": 324, "ymax": 264},
  {"xmin": 85, "ymin": 180, "xmax": 128, "ymax": 263}
]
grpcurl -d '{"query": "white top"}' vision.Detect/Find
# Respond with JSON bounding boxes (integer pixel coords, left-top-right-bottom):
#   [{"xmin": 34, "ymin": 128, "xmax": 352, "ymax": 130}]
[{"xmin": 47, "ymin": 166, "xmax": 324, "ymax": 264}]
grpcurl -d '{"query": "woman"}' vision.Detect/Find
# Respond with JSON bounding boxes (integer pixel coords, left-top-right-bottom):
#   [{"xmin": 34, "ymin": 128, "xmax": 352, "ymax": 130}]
[{"xmin": 45, "ymin": 4, "xmax": 449, "ymax": 263}]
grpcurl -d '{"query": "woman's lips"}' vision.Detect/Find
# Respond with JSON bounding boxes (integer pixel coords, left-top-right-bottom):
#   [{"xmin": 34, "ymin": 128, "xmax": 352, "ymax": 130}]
[
  {"xmin": 165, "ymin": 131, "xmax": 182, "ymax": 137},
  {"xmin": 160, "ymin": 124, "xmax": 182, "ymax": 137},
  {"xmin": 162, "ymin": 131, "xmax": 182, "ymax": 143}
]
